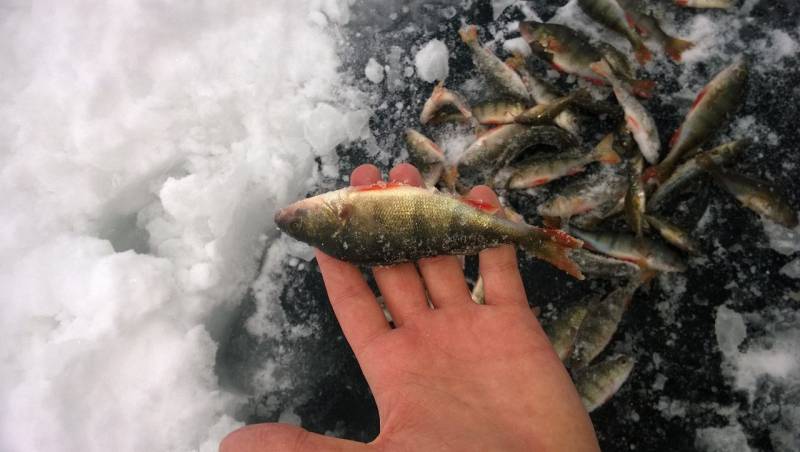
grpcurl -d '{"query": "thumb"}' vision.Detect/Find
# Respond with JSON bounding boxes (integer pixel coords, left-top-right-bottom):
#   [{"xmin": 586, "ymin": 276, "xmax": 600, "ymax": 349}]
[{"xmin": 220, "ymin": 423, "xmax": 372, "ymax": 452}]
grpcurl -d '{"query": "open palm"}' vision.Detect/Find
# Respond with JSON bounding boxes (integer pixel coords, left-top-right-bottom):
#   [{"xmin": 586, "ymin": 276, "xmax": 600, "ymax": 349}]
[{"xmin": 221, "ymin": 164, "xmax": 599, "ymax": 452}]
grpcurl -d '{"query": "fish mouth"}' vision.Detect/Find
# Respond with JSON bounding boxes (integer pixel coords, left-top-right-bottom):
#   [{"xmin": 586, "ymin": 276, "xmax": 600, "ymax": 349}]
[{"xmin": 273, "ymin": 206, "xmax": 295, "ymax": 231}]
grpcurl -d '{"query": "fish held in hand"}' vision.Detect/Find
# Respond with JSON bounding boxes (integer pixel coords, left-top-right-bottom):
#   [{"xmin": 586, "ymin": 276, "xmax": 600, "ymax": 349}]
[
  {"xmin": 577, "ymin": 0, "xmax": 653, "ymax": 64},
  {"xmin": 574, "ymin": 354, "xmax": 636, "ymax": 412},
  {"xmin": 697, "ymin": 155, "xmax": 798, "ymax": 228},
  {"xmin": 648, "ymin": 57, "xmax": 749, "ymax": 184},
  {"xmin": 275, "ymin": 183, "xmax": 585, "ymax": 278},
  {"xmin": 460, "ymin": 25, "xmax": 531, "ymax": 102}
]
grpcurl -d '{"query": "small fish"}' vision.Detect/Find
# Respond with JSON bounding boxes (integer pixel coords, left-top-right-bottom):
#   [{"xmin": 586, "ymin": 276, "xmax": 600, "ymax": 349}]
[
  {"xmin": 570, "ymin": 227, "xmax": 687, "ymax": 272},
  {"xmin": 519, "ymin": 22, "xmax": 655, "ymax": 98},
  {"xmin": 568, "ymin": 248, "xmax": 641, "ymax": 280},
  {"xmin": 571, "ymin": 283, "xmax": 639, "ymax": 369},
  {"xmin": 420, "ymin": 81, "xmax": 474, "ymax": 125},
  {"xmin": 507, "ymin": 143, "xmax": 621, "ymax": 189},
  {"xmin": 544, "ymin": 302, "xmax": 590, "ymax": 362},
  {"xmin": 515, "ymin": 89, "xmax": 592, "ymax": 125},
  {"xmin": 459, "ymin": 25, "xmax": 531, "ymax": 101},
  {"xmin": 647, "ymin": 57, "xmax": 749, "ymax": 184},
  {"xmin": 275, "ymin": 182, "xmax": 585, "ymax": 277},
  {"xmin": 625, "ymin": 153, "xmax": 646, "ymax": 238},
  {"xmin": 592, "ymin": 61, "xmax": 660, "ymax": 164},
  {"xmin": 577, "ymin": 0, "xmax": 653, "ymax": 64},
  {"xmin": 570, "ymin": 195, "xmax": 626, "ymax": 230},
  {"xmin": 404, "ymin": 129, "xmax": 446, "ymax": 188},
  {"xmin": 458, "ymin": 124, "xmax": 579, "ymax": 186},
  {"xmin": 595, "ymin": 41, "xmax": 635, "ymax": 80},
  {"xmin": 574, "ymin": 354, "xmax": 636, "ymax": 412},
  {"xmin": 675, "ymin": 0, "xmax": 732, "ymax": 9},
  {"xmin": 618, "ymin": 0, "xmax": 695, "ymax": 61},
  {"xmin": 538, "ymin": 162, "xmax": 628, "ymax": 220},
  {"xmin": 647, "ymin": 139, "xmax": 752, "ymax": 211},
  {"xmin": 697, "ymin": 155, "xmax": 798, "ymax": 228},
  {"xmin": 644, "ymin": 214, "xmax": 702, "ymax": 255},
  {"xmin": 506, "ymin": 55, "xmax": 583, "ymax": 134},
  {"xmin": 473, "ymin": 101, "xmax": 527, "ymax": 125}
]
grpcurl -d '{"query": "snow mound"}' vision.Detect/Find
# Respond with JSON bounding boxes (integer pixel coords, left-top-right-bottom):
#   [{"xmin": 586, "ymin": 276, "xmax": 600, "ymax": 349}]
[{"xmin": 414, "ymin": 39, "xmax": 449, "ymax": 83}]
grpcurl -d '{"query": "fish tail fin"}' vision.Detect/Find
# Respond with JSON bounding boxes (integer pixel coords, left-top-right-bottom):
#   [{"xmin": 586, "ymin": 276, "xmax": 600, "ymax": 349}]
[
  {"xmin": 505, "ymin": 54, "xmax": 525, "ymax": 70},
  {"xmin": 459, "ymin": 25, "xmax": 479, "ymax": 44},
  {"xmin": 522, "ymin": 227, "xmax": 585, "ymax": 280},
  {"xmin": 633, "ymin": 43, "xmax": 653, "ymax": 65},
  {"xmin": 665, "ymin": 37, "xmax": 695, "ymax": 62},
  {"xmin": 629, "ymin": 78, "xmax": 655, "ymax": 98}
]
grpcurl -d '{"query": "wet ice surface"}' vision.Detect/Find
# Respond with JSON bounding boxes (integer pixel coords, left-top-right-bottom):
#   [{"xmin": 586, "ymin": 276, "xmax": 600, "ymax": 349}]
[{"xmin": 2, "ymin": 0, "xmax": 799, "ymax": 450}]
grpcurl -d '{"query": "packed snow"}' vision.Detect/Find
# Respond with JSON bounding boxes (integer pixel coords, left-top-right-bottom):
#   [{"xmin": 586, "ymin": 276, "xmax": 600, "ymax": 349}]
[
  {"xmin": 414, "ymin": 39, "xmax": 449, "ymax": 83},
  {"xmin": 364, "ymin": 57, "xmax": 385, "ymax": 83}
]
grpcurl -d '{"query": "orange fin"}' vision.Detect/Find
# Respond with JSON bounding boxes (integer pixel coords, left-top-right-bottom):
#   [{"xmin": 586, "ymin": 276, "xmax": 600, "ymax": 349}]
[
  {"xmin": 666, "ymin": 37, "xmax": 694, "ymax": 62},
  {"xmin": 524, "ymin": 238, "xmax": 585, "ymax": 280},
  {"xmin": 630, "ymin": 79, "xmax": 655, "ymax": 98},
  {"xmin": 634, "ymin": 44, "xmax": 653, "ymax": 65}
]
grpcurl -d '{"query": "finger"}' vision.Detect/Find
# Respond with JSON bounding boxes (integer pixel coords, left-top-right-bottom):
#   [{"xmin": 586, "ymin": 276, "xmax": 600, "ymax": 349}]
[
  {"xmin": 371, "ymin": 163, "xmax": 429, "ymax": 325},
  {"xmin": 350, "ymin": 164, "xmax": 380, "ymax": 186},
  {"xmin": 316, "ymin": 250, "xmax": 390, "ymax": 356},
  {"xmin": 417, "ymin": 255, "xmax": 472, "ymax": 308},
  {"xmin": 221, "ymin": 423, "xmax": 371, "ymax": 452},
  {"xmin": 470, "ymin": 186, "xmax": 527, "ymax": 308},
  {"xmin": 388, "ymin": 162, "xmax": 424, "ymax": 186}
]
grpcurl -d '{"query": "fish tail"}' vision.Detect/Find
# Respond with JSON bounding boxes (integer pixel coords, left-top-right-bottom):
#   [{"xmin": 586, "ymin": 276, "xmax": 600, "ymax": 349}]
[
  {"xmin": 665, "ymin": 37, "xmax": 695, "ymax": 62},
  {"xmin": 522, "ymin": 227, "xmax": 585, "ymax": 280},
  {"xmin": 633, "ymin": 43, "xmax": 653, "ymax": 65},
  {"xmin": 505, "ymin": 54, "xmax": 525, "ymax": 70},
  {"xmin": 459, "ymin": 25, "xmax": 479, "ymax": 44},
  {"xmin": 594, "ymin": 136, "xmax": 622, "ymax": 164},
  {"xmin": 629, "ymin": 78, "xmax": 655, "ymax": 98}
]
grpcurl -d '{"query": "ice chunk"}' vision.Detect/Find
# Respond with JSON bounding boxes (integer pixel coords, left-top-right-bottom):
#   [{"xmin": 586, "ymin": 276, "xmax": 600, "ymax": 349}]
[
  {"xmin": 780, "ymin": 258, "xmax": 800, "ymax": 279},
  {"xmin": 715, "ymin": 306, "xmax": 747, "ymax": 358},
  {"xmin": 762, "ymin": 218, "xmax": 800, "ymax": 256},
  {"xmin": 364, "ymin": 57, "xmax": 385, "ymax": 83},
  {"xmin": 304, "ymin": 103, "xmax": 349, "ymax": 155},
  {"xmin": 414, "ymin": 39, "xmax": 449, "ymax": 83},
  {"xmin": 491, "ymin": 0, "xmax": 516, "ymax": 20},
  {"xmin": 503, "ymin": 37, "xmax": 531, "ymax": 57},
  {"xmin": 695, "ymin": 423, "xmax": 753, "ymax": 452}
]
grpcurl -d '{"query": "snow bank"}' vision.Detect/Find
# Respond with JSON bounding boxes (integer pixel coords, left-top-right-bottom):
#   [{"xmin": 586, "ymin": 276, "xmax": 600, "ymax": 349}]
[
  {"xmin": 414, "ymin": 39, "xmax": 449, "ymax": 83},
  {"xmin": 0, "ymin": 0, "xmax": 367, "ymax": 451}
]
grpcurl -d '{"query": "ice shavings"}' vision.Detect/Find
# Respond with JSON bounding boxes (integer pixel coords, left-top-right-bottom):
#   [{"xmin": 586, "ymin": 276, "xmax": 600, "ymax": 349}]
[
  {"xmin": 695, "ymin": 423, "xmax": 753, "ymax": 452},
  {"xmin": 365, "ymin": 57, "xmax": 385, "ymax": 83},
  {"xmin": 414, "ymin": 39, "xmax": 449, "ymax": 83},
  {"xmin": 780, "ymin": 257, "xmax": 800, "ymax": 279},
  {"xmin": 762, "ymin": 218, "xmax": 800, "ymax": 256},
  {"xmin": 0, "ymin": 0, "xmax": 368, "ymax": 451}
]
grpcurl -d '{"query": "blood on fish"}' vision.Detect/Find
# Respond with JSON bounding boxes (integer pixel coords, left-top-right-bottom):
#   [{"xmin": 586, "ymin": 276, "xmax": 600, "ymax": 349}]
[{"xmin": 355, "ymin": 181, "xmax": 407, "ymax": 191}]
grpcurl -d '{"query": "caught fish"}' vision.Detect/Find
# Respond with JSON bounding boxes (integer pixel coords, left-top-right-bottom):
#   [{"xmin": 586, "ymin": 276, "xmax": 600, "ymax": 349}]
[
  {"xmin": 459, "ymin": 25, "xmax": 531, "ymax": 101},
  {"xmin": 570, "ymin": 195, "xmax": 625, "ymax": 230},
  {"xmin": 570, "ymin": 227, "xmax": 687, "ymax": 272},
  {"xmin": 625, "ymin": 153, "xmax": 646, "ymax": 238},
  {"xmin": 648, "ymin": 57, "xmax": 749, "ymax": 184},
  {"xmin": 595, "ymin": 41, "xmax": 635, "ymax": 80},
  {"xmin": 458, "ymin": 124, "xmax": 579, "ymax": 186},
  {"xmin": 571, "ymin": 283, "xmax": 639, "ymax": 369},
  {"xmin": 544, "ymin": 302, "xmax": 590, "ymax": 362},
  {"xmin": 538, "ymin": 162, "xmax": 628, "ymax": 220},
  {"xmin": 275, "ymin": 182, "xmax": 585, "ymax": 277},
  {"xmin": 618, "ymin": 0, "xmax": 695, "ymax": 61},
  {"xmin": 515, "ymin": 89, "xmax": 592, "ymax": 124},
  {"xmin": 644, "ymin": 214, "xmax": 701, "ymax": 255},
  {"xmin": 506, "ymin": 55, "xmax": 583, "ymax": 134},
  {"xmin": 473, "ymin": 101, "xmax": 527, "ymax": 125},
  {"xmin": 675, "ymin": 0, "xmax": 732, "ymax": 9},
  {"xmin": 507, "ymin": 143, "xmax": 621, "ymax": 189},
  {"xmin": 404, "ymin": 129, "xmax": 446, "ymax": 188},
  {"xmin": 518, "ymin": 22, "xmax": 655, "ymax": 98},
  {"xmin": 592, "ymin": 61, "xmax": 660, "ymax": 164},
  {"xmin": 577, "ymin": 0, "xmax": 653, "ymax": 64},
  {"xmin": 569, "ymin": 248, "xmax": 641, "ymax": 280},
  {"xmin": 647, "ymin": 139, "xmax": 752, "ymax": 211},
  {"xmin": 420, "ymin": 81, "xmax": 474, "ymax": 125},
  {"xmin": 574, "ymin": 354, "xmax": 636, "ymax": 412},
  {"xmin": 697, "ymin": 155, "xmax": 798, "ymax": 228}
]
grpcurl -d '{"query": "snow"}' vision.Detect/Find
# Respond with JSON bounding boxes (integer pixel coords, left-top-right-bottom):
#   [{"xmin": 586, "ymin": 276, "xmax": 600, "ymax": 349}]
[
  {"xmin": 695, "ymin": 423, "xmax": 753, "ymax": 452},
  {"xmin": 0, "ymin": 0, "xmax": 367, "ymax": 451},
  {"xmin": 414, "ymin": 39, "xmax": 449, "ymax": 83},
  {"xmin": 365, "ymin": 57, "xmax": 385, "ymax": 83},
  {"xmin": 781, "ymin": 258, "xmax": 800, "ymax": 279}
]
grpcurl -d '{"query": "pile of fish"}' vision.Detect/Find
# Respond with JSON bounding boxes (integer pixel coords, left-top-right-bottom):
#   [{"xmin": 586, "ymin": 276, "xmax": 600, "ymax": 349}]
[{"xmin": 275, "ymin": 0, "xmax": 797, "ymax": 415}]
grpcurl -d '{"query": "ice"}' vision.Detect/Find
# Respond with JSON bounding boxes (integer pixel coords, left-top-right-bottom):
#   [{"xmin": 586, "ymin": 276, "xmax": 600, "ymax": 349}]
[
  {"xmin": 502, "ymin": 37, "xmax": 532, "ymax": 57},
  {"xmin": 762, "ymin": 218, "xmax": 800, "ymax": 256},
  {"xmin": 364, "ymin": 57, "xmax": 385, "ymax": 83},
  {"xmin": 715, "ymin": 306, "xmax": 747, "ymax": 358},
  {"xmin": 414, "ymin": 39, "xmax": 449, "ymax": 83},
  {"xmin": 695, "ymin": 423, "xmax": 753, "ymax": 452},
  {"xmin": 780, "ymin": 258, "xmax": 800, "ymax": 279},
  {"xmin": 491, "ymin": 0, "xmax": 516, "ymax": 20},
  {"xmin": 0, "ymin": 0, "xmax": 368, "ymax": 451}
]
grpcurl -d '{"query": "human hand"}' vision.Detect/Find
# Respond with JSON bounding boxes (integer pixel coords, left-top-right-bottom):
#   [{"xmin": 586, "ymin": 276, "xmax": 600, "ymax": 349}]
[{"xmin": 221, "ymin": 163, "xmax": 600, "ymax": 452}]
